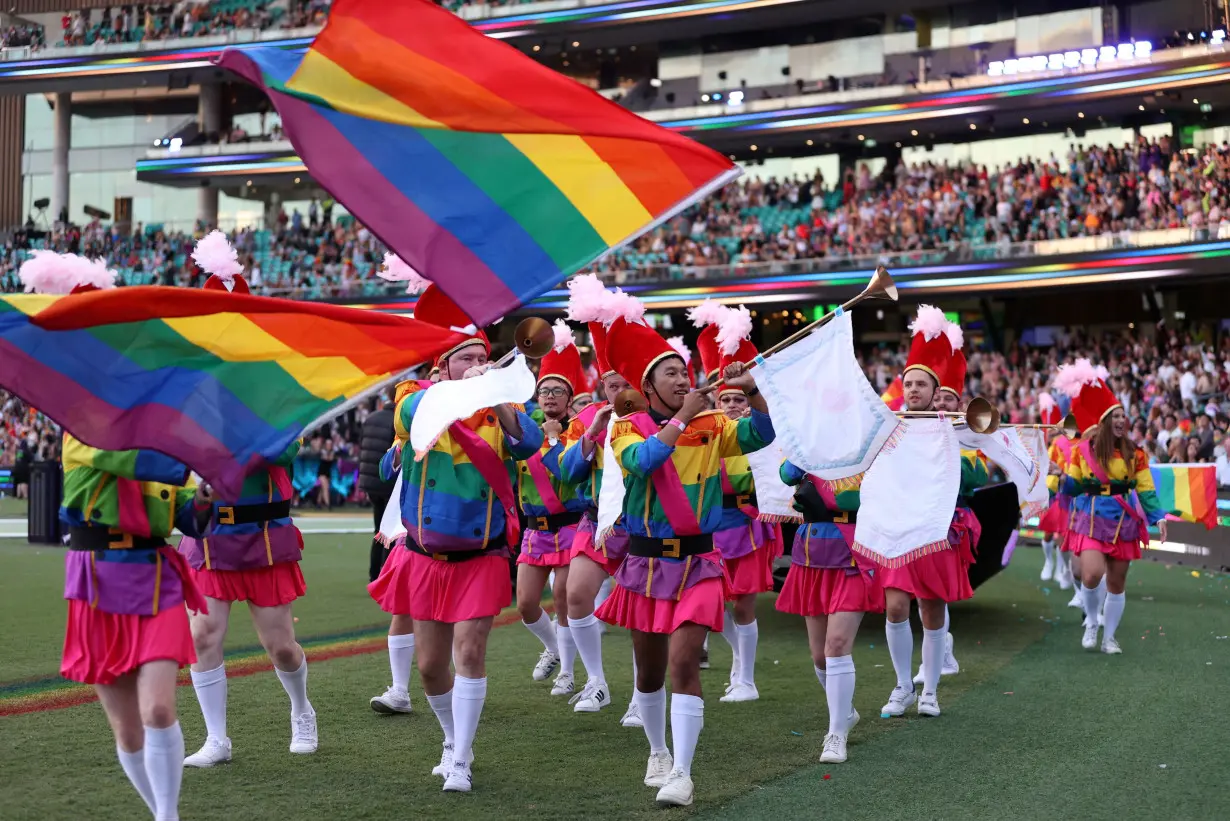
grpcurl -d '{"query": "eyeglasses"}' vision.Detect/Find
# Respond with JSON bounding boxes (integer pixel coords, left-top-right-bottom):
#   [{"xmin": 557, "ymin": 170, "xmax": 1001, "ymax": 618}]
[{"xmin": 537, "ymin": 387, "xmax": 569, "ymax": 399}]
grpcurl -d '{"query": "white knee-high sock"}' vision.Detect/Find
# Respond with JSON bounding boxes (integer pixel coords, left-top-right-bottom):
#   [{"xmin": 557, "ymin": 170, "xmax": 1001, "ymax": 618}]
[
  {"xmin": 885, "ymin": 619, "xmax": 913, "ymax": 690},
  {"xmin": 274, "ymin": 656, "xmax": 312, "ymax": 716},
  {"xmin": 670, "ymin": 694, "xmax": 704, "ymax": 776},
  {"xmin": 557, "ymin": 624, "xmax": 576, "ymax": 678},
  {"xmin": 388, "ymin": 633, "xmax": 415, "ymax": 693},
  {"xmin": 426, "ymin": 691, "xmax": 455, "ymax": 746},
  {"xmin": 735, "ymin": 620, "xmax": 759, "ymax": 687},
  {"xmin": 1042, "ymin": 538, "xmax": 1055, "ymax": 564},
  {"xmin": 116, "ymin": 746, "xmax": 156, "ymax": 815},
  {"xmin": 452, "ymin": 676, "xmax": 487, "ymax": 765},
  {"xmin": 1096, "ymin": 576, "xmax": 1108, "ymax": 614},
  {"xmin": 594, "ymin": 577, "xmax": 613, "ymax": 609},
  {"xmin": 720, "ymin": 610, "xmax": 738, "ymax": 653},
  {"xmin": 814, "ymin": 664, "xmax": 827, "ymax": 690},
  {"xmin": 569, "ymin": 613, "xmax": 606, "ymax": 684},
  {"xmin": 824, "ymin": 655, "xmax": 855, "ymax": 735},
  {"xmin": 189, "ymin": 663, "xmax": 227, "ymax": 741},
  {"xmin": 1081, "ymin": 582, "xmax": 1102, "ymax": 625},
  {"xmin": 144, "ymin": 723, "xmax": 184, "ymax": 821},
  {"xmin": 921, "ymin": 628, "xmax": 945, "ymax": 696},
  {"xmin": 1103, "ymin": 592, "xmax": 1126, "ymax": 642},
  {"xmin": 524, "ymin": 611, "xmax": 558, "ymax": 655},
  {"xmin": 943, "ymin": 605, "xmax": 950, "ymax": 633},
  {"xmin": 638, "ymin": 687, "xmax": 668, "ymax": 754}
]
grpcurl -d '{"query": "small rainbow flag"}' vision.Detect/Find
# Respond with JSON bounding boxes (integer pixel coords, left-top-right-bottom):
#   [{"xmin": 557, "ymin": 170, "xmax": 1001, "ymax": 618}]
[
  {"xmin": 880, "ymin": 376, "xmax": 904, "ymax": 411},
  {"xmin": 0, "ymin": 289, "xmax": 462, "ymax": 500},
  {"xmin": 1150, "ymin": 463, "xmax": 1218, "ymax": 530},
  {"xmin": 216, "ymin": 0, "xmax": 739, "ymax": 326}
]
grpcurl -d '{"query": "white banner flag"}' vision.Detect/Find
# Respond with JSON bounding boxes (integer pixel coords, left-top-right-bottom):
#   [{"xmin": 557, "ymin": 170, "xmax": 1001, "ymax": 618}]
[
  {"xmin": 958, "ymin": 427, "xmax": 1048, "ymax": 514},
  {"xmin": 754, "ymin": 310, "xmax": 900, "ymax": 480},
  {"xmin": 596, "ymin": 413, "xmax": 624, "ymax": 545},
  {"xmin": 409, "ymin": 354, "xmax": 536, "ymax": 456},
  {"xmin": 377, "ymin": 469, "xmax": 406, "ymax": 545},
  {"xmin": 746, "ymin": 443, "xmax": 800, "ymax": 522}
]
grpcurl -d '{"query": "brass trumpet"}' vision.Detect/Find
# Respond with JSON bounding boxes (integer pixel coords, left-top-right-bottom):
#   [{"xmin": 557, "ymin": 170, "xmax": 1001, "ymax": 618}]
[
  {"xmin": 1000, "ymin": 413, "xmax": 1080, "ymax": 439},
  {"xmin": 895, "ymin": 396, "xmax": 1000, "ymax": 434},
  {"xmin": 491, "ymin": 317, "xmax": 555, "ymax": 368}
]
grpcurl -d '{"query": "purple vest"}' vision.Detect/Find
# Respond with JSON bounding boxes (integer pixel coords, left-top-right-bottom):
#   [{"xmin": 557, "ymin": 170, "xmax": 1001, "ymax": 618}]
[
  {"xmin": 791, "ymin": 521, "xmax": 858, "ymax": 571},
  {"xmin": 520, "ymin": 524, "xmax": 579, "ymax": 560},
  {"xmin": 1068, "ymin": 507, "xmax": 1143, "ymax": 545},
  {"xmin": 179, "ymin": 524, "xmax": 303, "ymax": 573},
  {"xmin": 64, "ymin": 548, "xmax": 185, "ymax": 616},
  {"xmin": 613, "ymin": 552, "xmax": 725, "ymax": 601},
  {"xmin": 714, "ymin": 519, "xmax": 779, "ymax": 562}
]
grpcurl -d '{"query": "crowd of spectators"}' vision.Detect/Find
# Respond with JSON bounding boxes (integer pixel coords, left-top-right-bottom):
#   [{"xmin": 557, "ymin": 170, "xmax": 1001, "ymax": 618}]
[
  {"xmin": 0, "ymin": 391, "xmax": 62, "ymax": 501},
  {"xmin": 596, "ymin": 136, "xmax": 1230, "ymax": 280},
  {"xmin": 1, "ymin": 25, "xmax": 45, "ymax": 50},
  {"xmin": 54, "ymin": 1, "xmax": 330, "ymax": 49}
]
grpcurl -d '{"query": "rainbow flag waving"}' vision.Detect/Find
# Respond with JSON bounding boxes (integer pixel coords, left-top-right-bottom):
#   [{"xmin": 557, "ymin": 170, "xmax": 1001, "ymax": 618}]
[
  {"xmin": 880, "ymin": 376, "xmax": 904, "ymax": 411},
  {"xmin": 1150, "ymin": 463, "xmax": 1218, "ymax": 530},
  {"xmin": 0, "ymin": 289, "xmax": 462, "ymax": 500},
  {"xmin": 216, "ymin": 0, "xmax": 739, "ymax": 326}
]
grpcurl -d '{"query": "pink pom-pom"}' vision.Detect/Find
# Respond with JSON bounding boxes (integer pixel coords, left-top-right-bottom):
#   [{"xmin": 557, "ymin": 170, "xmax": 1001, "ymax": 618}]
[
  {"xmin": 1037, "ymin": 391, "xmax": 1057, "ymax": 413},
  {"xmin": 75, "ymin": 256, "xmax": 117, "ymax": 290},
  {"xmin": 191, "ymin": 230, "xmax": 243, "ymax": 281},
  {"xmin": 1053, "ymin": 358, "xmax": 1101, "ymax": 398},
  {"xmin": 1095, "ymin": 365, "xmax": 1110, "ymax": 381},
  {"xmin": 377, "ymin": 253, "xmax": 430, "ymax": 295},
  {"xmin": 551, "ymin": 319, "xmax": 576, "ymax": 353},
  {"xmin": 599, "ymin": 288, "xmax": 646, "ymax": 327},
  {"xmin": 716, "ymin": 305, "xmax": 752, "ymax": 356},
  {"xmin": 565, "ymin": 273, "xmax": 610, "ymax": 322},
  {"xmin": 944, "ymin": 320, "xmax": 964, "ymax": 353},
  {"xmin": 18, "ymin": 250, "xmax": 76, "ymax": 295},
  {"xmin": 667, "ymin": 336, "xmax": 692, "ymax": 365},
  {"xmin": 687, "ymin": 299, "xmax": 728, "ymax": 329},
  {"xmin": 908, "ymin": 304, "xmax": 948, "ymax": 341}
]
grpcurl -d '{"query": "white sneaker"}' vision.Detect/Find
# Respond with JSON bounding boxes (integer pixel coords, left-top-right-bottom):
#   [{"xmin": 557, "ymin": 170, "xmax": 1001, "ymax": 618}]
[
  {"xmin": 1068, "ymin": 590, "xmax": 1084, "ymax": 609},
  {"xmin": 943, "ymin": 631, "xmax": 959, "ymax": 675},
  {"xmin": 820, "ymin": 732, "xmax": 848, "ymax": 763},
  {"xmin": 532, "ymin": 650, "xmax": 560, "ymax": 682},
  {"xmin": 370, "ymin": 686, "xmax": 412, "ymax": 715},
  {"xmin": 550, "ymin": 672, "xmax": 575, "ymax": 696},
  {"xmin": 880, "ymin": 686, "xmax": 916, "ymax": 717},
  {"xmin": 644, "ymin": 751, "xmax": 674, "ymax": 788},
  {"xmin": 289, "ymin": 710, "xmax": 318, "ymax": 754},
  {"xmin": 655, "ymin": 768, "xmax": 694, "ymax": 807},
  {"xmin": 1040, "ymin": 557, "xmax": 1054, "ymax": 581},
  {"xmin": 569, "ymin": 680, "xmax": 611, "ymax": 713},
  {"xmin": 432, "ymin": 743, "xmax": 454, "ymax": 777},
  {"xmin": 1101, "ymin": 638, "xmax": 1122, "ymax": 655},
  {"xmin": 442, "ymin": 760, "xmax": 472, "ymax": 793},
  {"xmin": 719, "ymin": 682, "xmax": 759, "ymax": 702},
  {"xmin": 1056, "ymin": 562, "xmax": 1073, "ymax": 590},
  {"xmin": 620, "ymin": 701, "xmax": 643, "ymax": 728},
  {"xmin": 184, "ymin": 736, "xmax": 231, "ymax": 768},
  {"xmin": 1081, "ymin": 624, "xmax": 1100, "ymax": 650},
  {"xmin": 917, "ymin": 692, "xmax": 941, "ymax": 717}
]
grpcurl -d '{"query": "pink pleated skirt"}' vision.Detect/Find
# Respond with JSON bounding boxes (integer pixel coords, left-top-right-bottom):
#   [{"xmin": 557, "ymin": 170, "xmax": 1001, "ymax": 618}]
[
  {"xmin": 724, "ymin": 541, "xmax": 780, "ymax": 598},
  {"xmin": 367, "ymin": 541, "xmax": 415, "ymax": 615},
  {"xmin": 597, "ymin": 577, "xmax": 726, "ymax": 634},
  {"xmin": 403, "ymin": 551, "xmax": 512, "ymax": 623},
  {"xmin": 191, "ymin": 562, "xmax": 306, "ymax": 608},
  {"xmin": 776, "ymin": 562, "xmax": 885, "ymax": 617},
  {"xmin": 571, "ymin": 528, "xmax": 624, "ymax": 577},
  {"xmin": 61, "ymin": 600, "xmax": 196, "ymax": 685},
  {"xmin": 875, "ymin": 546, "xmax": 974, "ymax": 603},
  {"xmin": 1068, "ymin": 532, "xmax": 1142, "ymax": 562}
]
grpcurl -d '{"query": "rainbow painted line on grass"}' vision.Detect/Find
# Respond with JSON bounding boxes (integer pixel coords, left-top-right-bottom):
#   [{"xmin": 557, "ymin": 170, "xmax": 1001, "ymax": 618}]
[{"xmin": 0, "ymin": 605, "xmax": 539, "ymax": 717}]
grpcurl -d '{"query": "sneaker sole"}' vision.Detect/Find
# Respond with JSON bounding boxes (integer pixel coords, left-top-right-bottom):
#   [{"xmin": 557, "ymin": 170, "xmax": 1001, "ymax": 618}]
[
  {"xmin": 657, "ymin": 794, "xmax": 694, "ymax": 807},
  {"xmin": 370, "ymin": 700, "xmax": 411, "ymax": 715},
  {"xmin": 917, "ymin": 708, "xmax": 941, "ymax": 717},
  {"xmin": 574, "ymin": 702, "xmax": 610, "ymax": 713},
  {"xmin": 289, "ymin": 747, "xmax": 317, "ymax": 755},
  {"xmin": 442, "ymin": 784, "xmax": 471, "ymax": 793},
  {"xmin": 622, "ymin": 719, "xmax": 645, "ymax": 728},
  {"xmin": 184, "ymin": 757, "xmax": 230, "ymax": 768},
  {"xmin": 819, "ymin": 754, "xmax": 846, "ymax": 763}
]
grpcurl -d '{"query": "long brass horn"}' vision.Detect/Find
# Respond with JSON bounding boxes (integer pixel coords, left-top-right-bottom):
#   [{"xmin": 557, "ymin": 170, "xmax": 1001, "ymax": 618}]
[
  {"xmin": 895, "ymin": 396, "xmax": 1000, "ymax": 434},
  {"xmin": 491, "ymin": 317, "xmax": 555, "ymax": 368},
  {"xmin": 614, "ymin": 388, "xmax": 649, "ymax": 417}
]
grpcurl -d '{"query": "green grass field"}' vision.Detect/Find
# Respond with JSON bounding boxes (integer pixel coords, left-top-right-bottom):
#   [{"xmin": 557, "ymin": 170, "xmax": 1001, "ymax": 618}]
[
  {"xmin": 0, "ymin": 496, "xmax": 26, "ymax": 518},
  {"xmin": 1, "ymin": 535, "xmax": 1227, "ymax": 820}
]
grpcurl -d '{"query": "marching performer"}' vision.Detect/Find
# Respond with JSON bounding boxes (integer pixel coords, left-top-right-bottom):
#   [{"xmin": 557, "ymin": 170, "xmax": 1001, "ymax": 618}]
[
  {"xmin": 374, "ymin": 284, "xmax": 542, "ymax": 792},
  {"xmin": 776, "ymin": 462, "xmax": 879, "ymax": 763},
  {"xmin": 516, "ymin": 321, "xmax": 588, "ymax": 694},
  {"xmin": 178, "ymin": 233, "xmax": 316, "ymax": 767},
  {"xmin": 558, "ymin": 278, "xmax": 636, "ymax": 719},
  {"xmin": 870, "ymin": 307, "xmax": 984, "ymax": 719},
  {"xmin": 596, "ymin": 298, "xmax": 776, "ymax": 807},
  {"xmin": 26, "ymin": 254, "xmax": 208, "ymax": 821},
  {"xmin": 692, "ymin": 303, "xmax": 784, "ymax": 703},
  {"xmin": 1055, "ymin": 360, "xmax": 1167, "ymax": 654},
  {"xmin": 1038, "ymin": 392, "xmax": 1081, "ymax": 604}
]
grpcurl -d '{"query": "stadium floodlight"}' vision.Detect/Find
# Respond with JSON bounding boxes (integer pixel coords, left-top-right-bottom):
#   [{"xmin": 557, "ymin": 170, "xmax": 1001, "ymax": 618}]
[
  {"xmin": 1081, "ymin": 48, "xmax": 1098, "ymax": 65},
  {"xmin": 1003, "ymin": 59, "xmax": 1018, "ymax": 74},
  {"xmin": 169, "ymin": 137, "xmax": 182, "ymax": 152},
  {"xmin": 728, "ymin": 90, "xmax": 744, "ymax": 105},
  {"xmin": 1212, "ymin": 30, "xmax": 1225, "ymax": 44},
  {"xmin": 649, "ymin": 78, "xmax": 662, "ymax": 88},
  {"xmin": 1048, "ymin": 53, "xmax": 1064, "ymax": 70},
  {"xmin": 1099, "ymin": 45, "xmax": 1117, "ymax": 61},
  {"xmin": 1064, "ymin": 51, "xmax": 1081, "ymax": 67},
  {"xmin": 1117, "ymin": 43, "xmax": 1134, "ymax": 58},
  {"xmin": 988, "ymin": 61, "xmax": 1004, "ymax": 76},
  {"xmin": 713, "ymin": 92, "xmax": 723, "ymax": 101},
  {"xmin": 1135, "ymin": 40, "xmax": 1152, "ymax": 55},
  {"xmin": 1031, "ymin": 55, "xmax": 1048, "ymax": 71},
  {"xmin": 701, "ymin": 93, "xmax": 710, "ymax": 102}
]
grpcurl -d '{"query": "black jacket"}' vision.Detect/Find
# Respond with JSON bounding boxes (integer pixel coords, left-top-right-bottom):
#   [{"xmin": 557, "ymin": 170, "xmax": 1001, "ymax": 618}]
[{"xmin": 359, "ymin": 408, "xmax": 396, "ymax": 496}]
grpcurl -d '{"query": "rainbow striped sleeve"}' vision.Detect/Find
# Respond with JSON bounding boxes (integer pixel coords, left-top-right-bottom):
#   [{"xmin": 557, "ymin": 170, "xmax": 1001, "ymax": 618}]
[
  {"xmin": 960, "ymin": 449, "xmax": 989, "ymax": 497},
  {"xmin": 1131, "ymin": 449, "xmax": 1165, "ymax": 524},
  {"xmin": 717, "ymin": 410, "xmax": 775, "ymax": 458},
  {"xmin": 61, "ymin": 436, "xmax": 189, "ymax": 485},
  {"xmin": 558, "ymin": 417, "xmax": 600, "ymax": 508},
  {"xmin": 517, "ymin": 436, "xmax": 588, "ymax": 518}
]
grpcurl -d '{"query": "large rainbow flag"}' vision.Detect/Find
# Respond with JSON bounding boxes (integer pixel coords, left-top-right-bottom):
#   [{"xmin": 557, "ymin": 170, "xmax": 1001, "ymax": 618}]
[
  {"xmin": 216, "ymin": 0, "xmax": 739, "ymax": 326},
  {"xmin": 1150, "ymin": 463, "xmax": 1218, "ymax": 530},
  {"xmin": 0, "ymin": 289, "xmax": 462, "ymax": 500}
]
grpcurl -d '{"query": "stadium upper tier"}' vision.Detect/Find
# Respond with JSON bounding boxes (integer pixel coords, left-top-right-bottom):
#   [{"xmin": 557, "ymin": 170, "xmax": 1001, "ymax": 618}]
[{"xmin": 12, "ymin": 137, "xmax": 1230, "ymax": 306}]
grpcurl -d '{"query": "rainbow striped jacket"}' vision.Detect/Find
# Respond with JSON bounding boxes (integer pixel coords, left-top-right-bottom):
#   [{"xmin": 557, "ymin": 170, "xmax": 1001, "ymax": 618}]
[{"xmin": 519, "ymin": 422, "xmax": 588, "ymax": 519}]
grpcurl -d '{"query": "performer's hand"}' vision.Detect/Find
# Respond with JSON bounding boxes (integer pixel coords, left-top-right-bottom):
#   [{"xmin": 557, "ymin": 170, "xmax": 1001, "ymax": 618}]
[
  {"xmin": 678, "ymin": 391, "xmax": 709, "ymax": 423},
  {"xmin": 1157, "ymin": 519, "xmax": 1168, "ymax": 543},
  {"xmin": 587, "ymin": 405, "xmax": 613, "ymax": 435},
  {"xmin": 543, "ymin": 419, "xmax": 564, "ymax": 440},
  {"xmin": 723, "ymin": 361, "xmax": 756, "ymax": 391},
  {"xmin": 462, "ymin": 364, "xmax": 491, "ymax": 380}
]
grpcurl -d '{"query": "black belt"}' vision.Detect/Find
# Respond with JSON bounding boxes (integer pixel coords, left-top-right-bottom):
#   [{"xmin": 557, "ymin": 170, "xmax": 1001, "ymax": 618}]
[
  {"xmin": 803, "ymin": 508, "xmax": 857, "ymax": 525},
  {"xmin": 722, "ymin": 492, "xmax": 757, "ymax": 510},
  {"xmin": 526, "ymin": 511, "xmax": 583, "ymax": 533},
  {"xmin": 585, "ymin": 506, "xmax": 599, "ymax": 521},
  {"xmin": 628, "ymin": 534, "xmax": 713, "ymax": 559},
  {"xmin": 404, "ymin": 535, "xmax": 507, "ymax": 563},
  {"xmin": 69, "ymin": 527, "xmax": 167, "ymax": 552},
  {"xmin": 215, "ymin": 500, "xmax": 292, "ymax": 526}
]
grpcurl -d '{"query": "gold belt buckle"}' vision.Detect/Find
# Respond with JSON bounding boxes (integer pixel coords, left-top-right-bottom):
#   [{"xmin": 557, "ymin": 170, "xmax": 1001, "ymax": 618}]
[
  {"xmin": 662, "ymin": 538, "xmax": 682, "ymax": 559},
  {"xmin": 432, "ymin": 553, "xmax": 446, "ymax": 561},
  {"xmin": 833, "ymin": 512, "xmax": 849, "ymax": 525},
  {"xmin": 108, "ymin": 528, "xmax": 133, "ymax": 549},
  {"xmin": 534, "ymin": 516, "xmax": 549, "ymax": 531},
  {"xmin": 217, "ymin": 506, "xmax": 236, "ymax": 526},
  {"xmin": 736, "ymin": 494, "xmax": 751, "ymax": 508}
]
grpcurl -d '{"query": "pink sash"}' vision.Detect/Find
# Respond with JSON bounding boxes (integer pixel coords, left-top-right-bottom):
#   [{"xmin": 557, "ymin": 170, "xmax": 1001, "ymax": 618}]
[
  {"xmin": 1078, "ymin": 439, "xmax": 1147, "ymax": 532},
  {"xmin": 628, "ymin": 412, "xmax": 702, "ymax": 536},
  {"xmin": 450, "ymin": 420, "xmax": 522, "ymax": 547},
  {"xmin": 526, "ymin": 448, "xmax": 567, "ymax": 516},
  {"xmin": 1054, "ymin": 435, "xmax": 1074, "ymax": 462},
  {"xmin": 720, "ymin": 462, "xmax": 760, "ymax": 519}
]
